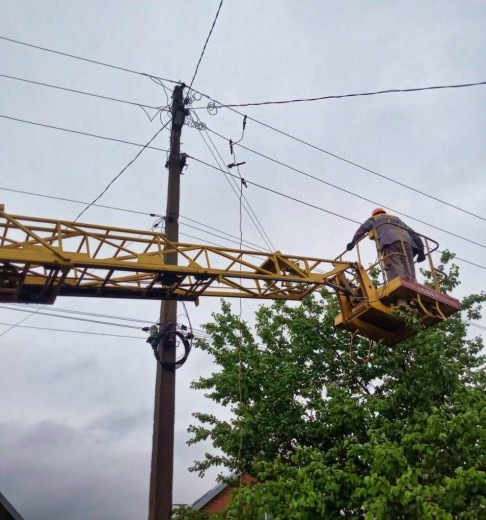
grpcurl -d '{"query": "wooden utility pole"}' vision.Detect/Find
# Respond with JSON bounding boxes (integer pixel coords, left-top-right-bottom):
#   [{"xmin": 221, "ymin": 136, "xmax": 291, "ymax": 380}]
[{"xmin": 149, "ymin": 84, "xmax": 186, "ymax": 520}]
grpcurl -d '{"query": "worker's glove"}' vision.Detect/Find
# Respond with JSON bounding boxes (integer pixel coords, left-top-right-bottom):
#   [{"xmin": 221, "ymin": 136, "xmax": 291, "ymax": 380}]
[
  {"xmin": 346, "ymin": 242, "xmax": 355, "ymax": 251},
  {"xmin": 416, "ymin": 250, "xmax": 426, "ymax": 263}
]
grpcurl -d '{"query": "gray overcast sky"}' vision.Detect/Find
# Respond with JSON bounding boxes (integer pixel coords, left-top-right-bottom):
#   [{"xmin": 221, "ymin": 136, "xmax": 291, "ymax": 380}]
[{"xmin": 0, "ymin": 1, "xmax": 485, "ymax": 518}]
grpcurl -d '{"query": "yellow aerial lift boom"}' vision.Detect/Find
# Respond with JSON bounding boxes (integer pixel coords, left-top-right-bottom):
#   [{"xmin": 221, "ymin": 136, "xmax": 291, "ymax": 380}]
[{"xmin": 0, "ymin": 205, "xmax": 460, "ymax": 345}]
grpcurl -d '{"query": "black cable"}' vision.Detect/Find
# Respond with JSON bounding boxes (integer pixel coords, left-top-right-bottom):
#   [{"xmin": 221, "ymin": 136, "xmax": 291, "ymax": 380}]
[
  {"xmin": 4, "ymin": 109, "xmax": 484, "ymax": 242},
  {"xmin": 0, "ymin": 185, "xmax": 153, "ymax": 216},
  {"xmin": 3, "ymin": 34, "xmax": 483, "ymax": 222},
  {"xmin": 74, "ymin": 119, "xmax": 171, "ymax": 220},
  {"xmin": 6, "ymin": 106, "xmax": 483, "ymax": 250},
  {"xmin": 9, "ymin": 303, "xmax": 150, "ymax": 324},
  {"xmin": 189, "ymin": 0, "xmax": 224, "ymax": 91},
  {"xmin": 0, "ymin": 72, "xmax": 161, "ymax": 110},
  {"xmin": 192, "ymin": 114, "xmax": 275, "ymax": 250},
  {"xmin": 0, "ymin": 184, "xmax": 267, "ymax": 250},
  {"xmin": 205, "ymin": 81, "xmax": 486, "ymax": 108},
  {"xmin": 188, "ymin": 90, "xmax": 486, "ymax": 223},
  {"xmin": 467, "ymin": 322, "xmax": 486, "ymax": 332},
  {"xmin": 0, "ymin": 305, "xmax": 143, "ymax": 329},
  {"xmin": 180, "ymin": 216, "xmax": 267, "ymax": 250},
  {"xmin": 205, "ymin": 127, "xmax": 486, "ymax": 250},
  {"xmin": 0, "ymin": 321, "xmax": 144, "ymax": 339},
  {"xmin": 0, "ymin": 174, "xmax": 483, "ymax": 272},
  {"xmin": 8, "ymin": 303, "xmax": 211, "ymax": 340},
  {"xmin": 0, "ymin": 113, "xmax": 169, "ymax": 153},
  {"xmin": 201, "ymin": 125, "xmax": 275, "ymax": 250},
  {"xmin": 0, "ymin": 35, "xmax": 178, "ymax": 84},
  {"xmin": 180, "ymin": 221, "xmax": 262, "ymax": 250},
  {"xmin": 188, "ymin": 153, "xmax": 486, "ymax": 270}
]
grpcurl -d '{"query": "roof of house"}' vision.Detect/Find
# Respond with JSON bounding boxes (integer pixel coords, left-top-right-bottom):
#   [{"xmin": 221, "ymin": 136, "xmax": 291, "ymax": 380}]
[
  {"xmin": 191, "ymin": 480, "xmax": 230, "ymax": 511},
  {"xmin": 0, "ymin": 491, "xmax": 24, "ymax": 520}
]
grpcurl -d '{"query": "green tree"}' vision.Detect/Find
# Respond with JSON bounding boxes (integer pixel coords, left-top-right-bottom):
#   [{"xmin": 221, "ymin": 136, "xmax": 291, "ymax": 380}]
[{"xmin": 181, "ymin": 256, "xmax": 486, "ymax": 519}]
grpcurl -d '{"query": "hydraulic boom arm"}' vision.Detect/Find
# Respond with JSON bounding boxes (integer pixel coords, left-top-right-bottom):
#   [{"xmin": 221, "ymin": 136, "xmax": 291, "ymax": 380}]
[{"xmin": 0, "ymin": 205, "xmax": 351, "ymax": 304}]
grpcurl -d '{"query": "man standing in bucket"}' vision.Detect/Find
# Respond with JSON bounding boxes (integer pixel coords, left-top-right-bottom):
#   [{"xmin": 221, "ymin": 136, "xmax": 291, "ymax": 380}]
[{"xmin": 346, "ymin": 208, "xmax": 426, "ymax": 282}]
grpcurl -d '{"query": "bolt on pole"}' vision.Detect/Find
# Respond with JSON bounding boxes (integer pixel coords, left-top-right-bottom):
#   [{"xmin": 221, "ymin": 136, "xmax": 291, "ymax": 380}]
[{"xmin": 149, "ymin": 84, "xmax": 186, "ymax": 520}]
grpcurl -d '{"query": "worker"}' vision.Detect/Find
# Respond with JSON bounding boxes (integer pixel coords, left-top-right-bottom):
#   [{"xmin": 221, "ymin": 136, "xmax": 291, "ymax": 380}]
[{"xmin": 346, "ymin": 208, "xmax": 426, "ymax": 282}]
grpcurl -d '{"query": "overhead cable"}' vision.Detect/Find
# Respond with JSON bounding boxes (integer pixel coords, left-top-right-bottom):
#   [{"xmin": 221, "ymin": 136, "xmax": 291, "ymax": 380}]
[
  {"xmin": 1, "ymin": 107, "xmax": 484, "ymax": 248},
  {"xmin": 0, "ymin": 184, "xmax": 267, "ymax": 249},
  {"xmin": 189, "ymin": 0, "xmax": 224, "ymax": 91},
  {"xmin": 10, "ymin": 303, "xmax": 210, "ymax": 338},
  {"xmin": 204, "ymin": 127, "xmax": 486, "ymax": 250},
  {"xmin": 0, "ymin": 177, "xmax": 484, "ymax": 272},
  {"xmin": 0, "ymin": 114, "xmax": 484, "ymax": 268},
  {"xmin": 189, "ymin": 91, "xmax": 486, "ymax": 223},
  {"xmin": 1, "ymin": 33, "xmax": 482, "ymax": 221},
  {"xmin": 0, "ymin": 304, "xmax": 45, "ymax": 338},
  {"xmin": 191, "ymin": 112, "xmax": 275, "ymax": 250},
  {"xmin": 0, "ymin": 322, "xmax": 145, "ymax": 339},
  {"xmin": 0, "ymin": 305, "xmax": 143, "ymax": 330},
  {"xmin": 4, "ymin": 111, "xmax": 483, "ymax": 245},
  {"xmin": 74, "ymin": 118, "xmax": 171, "ymax": 220},
  {"xmin": 204, "ymin": 80, "xmax": 486, "ymax": 108},
  {"xmin": 0, "ymin": 72, "xmax": 162, "ymax": 111},
  {"xmin": 0, "ymin": 113, "xmax": 169, "ymax": 153},
  {"xmin": 10, "ymin": 303, "xmax": 150, "ymax": 324},
  {"xmin": 187, "ymin": 153, "xmax": 486, "ymax": 270},
  {"xmin": 180, "ymin": 215, "xmax": 267, "ymax": 250},
  {"xmin": 0, "ymin": 35, "xmax": 178, "ymax": 84}
]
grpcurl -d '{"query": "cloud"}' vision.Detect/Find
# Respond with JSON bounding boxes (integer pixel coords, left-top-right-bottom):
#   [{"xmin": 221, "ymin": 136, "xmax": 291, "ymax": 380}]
[{"xmin": 0, "ymin": 419, "xmax": 150, "ymax": 520}]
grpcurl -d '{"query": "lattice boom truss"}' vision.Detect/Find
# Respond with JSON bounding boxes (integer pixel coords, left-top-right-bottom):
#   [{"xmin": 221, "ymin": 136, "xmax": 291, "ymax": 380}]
[{"xmin": 0, "ymin": 206, "xmax": 351, "ymax": 304}]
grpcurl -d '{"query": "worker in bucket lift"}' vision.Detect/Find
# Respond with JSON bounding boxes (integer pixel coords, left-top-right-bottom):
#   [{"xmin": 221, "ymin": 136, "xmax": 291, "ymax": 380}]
[{"xmin": 346, "ymin": 208, "xmax": 426, "ymax": 283}]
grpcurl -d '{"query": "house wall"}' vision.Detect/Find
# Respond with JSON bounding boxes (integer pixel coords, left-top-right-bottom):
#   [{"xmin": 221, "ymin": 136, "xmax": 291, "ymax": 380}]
[{"xmin": 200, "ymin": 474, "xmax": 255, "ymax": 514}]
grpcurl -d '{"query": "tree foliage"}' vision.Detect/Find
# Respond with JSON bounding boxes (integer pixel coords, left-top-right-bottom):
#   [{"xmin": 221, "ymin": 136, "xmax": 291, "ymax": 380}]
[{"xmin": 177, "ymin": 256, "xmax": 486, "ymax": 519}]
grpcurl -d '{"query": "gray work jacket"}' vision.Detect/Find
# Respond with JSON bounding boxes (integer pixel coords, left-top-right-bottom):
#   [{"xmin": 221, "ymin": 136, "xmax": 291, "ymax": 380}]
[{"xmin": 352, "ymin": 214, "xmax": 424, "ymax": 252}]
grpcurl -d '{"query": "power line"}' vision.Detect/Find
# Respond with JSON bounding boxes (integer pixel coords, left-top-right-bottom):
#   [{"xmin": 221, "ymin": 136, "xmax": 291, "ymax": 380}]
[
  {"xmin": 189, "ymin": 0, "xmax": 224, "ymax": 91},
  {"xmin": 189, "ymin": 91, "xmax": 486, "ymax": 223},
  {"xmin": 0, "ymin": 304, "xmax": 45, "ymax": 339},
  {"xmin": 4, "ymin": 110, "xmax": 483, "ymax": 252},
  {"xmin": 0, "ymin": 185, "xmax": 152, "ymax": 216},
  {"xmin": 0, "ymin": 35, "xmax": 178, "ymax": 84},
  {"xmin": 180, "ymin": 221, "xmax": 263, "ymax": 250},
  {"xmin": 0, "ymin": 113, "xmax": 169, "ymax": 153},
  {"xmin": 0, "ymin": 184, "xmax": 267, "ymax": 250},
  {"xmin": 203, "ymin": 80, "xmax": 486, "ymax": 108},
  {"xmin": 0, "ymin": 321, "xmax": 144, "ymax": 339},
  {"xmin": 0, "ymin": 72, "xmax": 162, "ymax": 111},
  {"xmin": 2, "ymin": 32, "xmax": 483, "ymax": 222},
  {"xmin": 467, "ymin": 322, "xmax": 486, "ymax": 332},
  {"xmin": 74, "ymin": 119, "xmax": 171, "ymax": 220},
  {"xmin": 187, "ymin": 153, "xmax": 486, "ymax": 271},
  {"xmin": 0, "ymin": 172, "xmax": 484, "ymax": 272},
  {"xmin": 204, "ymin": 126, "xmax": 486, "ymax": 250},
  {"xmin": 9, "ymin": 303, "xmax": 205, "ymax": 339},
  {"xmin": 0, "ymin": 114, "xmax": 484, "ymax": 269},
  {"xmin": 0, "ymin": 305, "xmax": 143, "ymax": 330},
  {"xmin": 9, "ymin": 303, "xmax": 150, "ymax": 325},
  {"xmin": 7, "ymin": 304, "xmax": 210, "ymax": 340},
  {"xmin": 180, "ymin": 215, "xmax": 267, "ymax": 250},
  {"xmin": 190, "ymin": 112, "xmax": 275, "ymax": 250}
]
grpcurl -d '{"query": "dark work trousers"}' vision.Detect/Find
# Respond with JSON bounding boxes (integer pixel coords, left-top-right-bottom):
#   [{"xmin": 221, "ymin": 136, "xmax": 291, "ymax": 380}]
[{"xmin": 381, "ymin": 242, "xmax": 416, "ymax": 282}]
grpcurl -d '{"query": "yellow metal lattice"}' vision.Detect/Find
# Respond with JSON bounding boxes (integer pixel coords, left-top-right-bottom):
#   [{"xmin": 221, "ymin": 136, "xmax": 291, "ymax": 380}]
[{"xmin": 0, "ymin": 205, "xmax": 350, "ymax": 304}]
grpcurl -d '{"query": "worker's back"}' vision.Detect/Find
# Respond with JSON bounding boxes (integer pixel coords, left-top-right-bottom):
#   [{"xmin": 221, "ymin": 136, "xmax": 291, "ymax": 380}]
[{"xmin": 372, "ymin": 214, "xmax": 416, "ymax": 250}]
